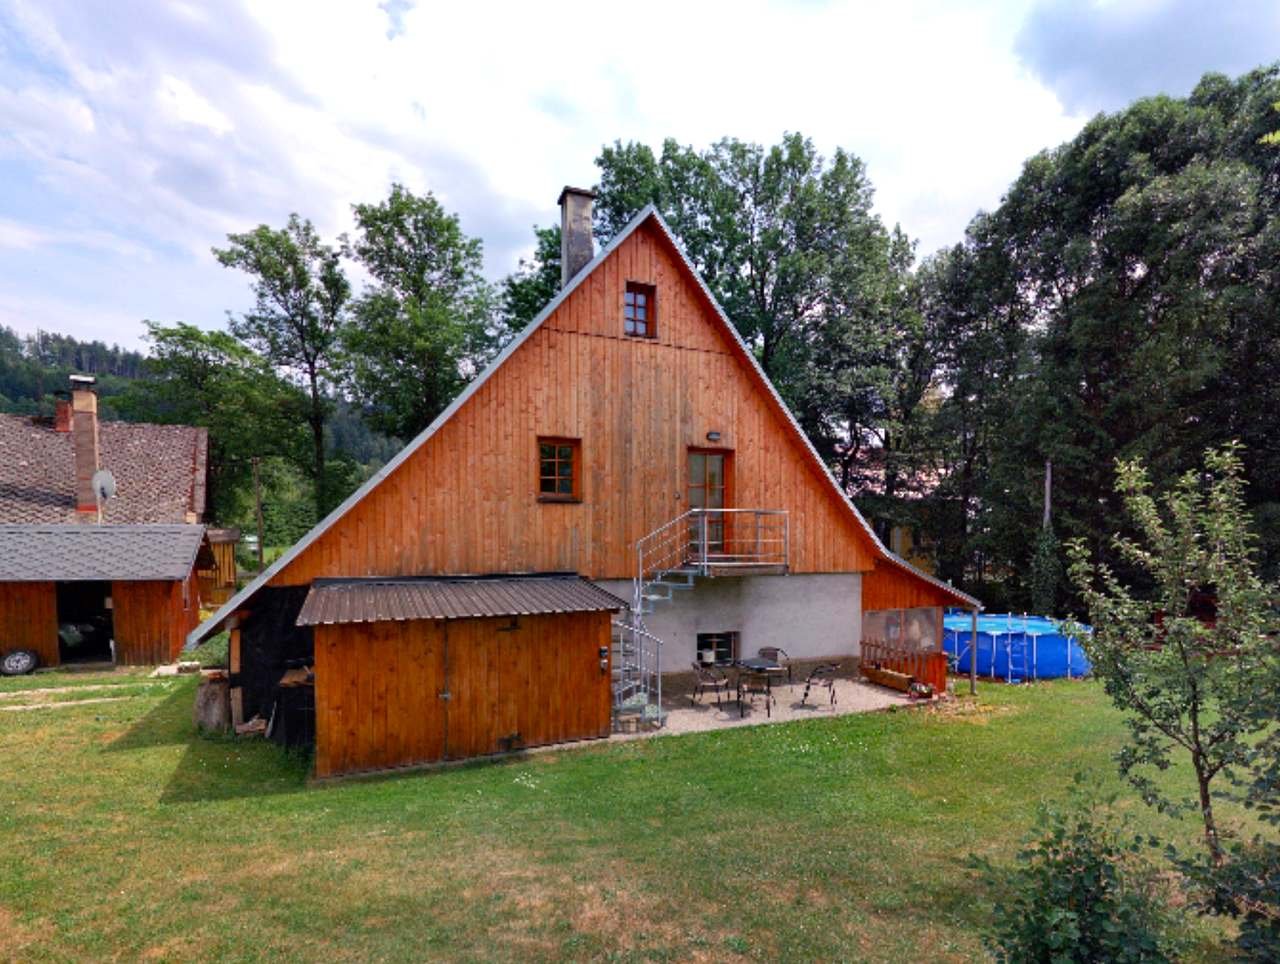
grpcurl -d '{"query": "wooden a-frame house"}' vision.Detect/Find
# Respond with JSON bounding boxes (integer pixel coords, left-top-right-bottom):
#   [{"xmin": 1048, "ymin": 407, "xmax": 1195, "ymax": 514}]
[{"xmin": 190, "ymin": 187, "xmax": 979, "ymax": 777}]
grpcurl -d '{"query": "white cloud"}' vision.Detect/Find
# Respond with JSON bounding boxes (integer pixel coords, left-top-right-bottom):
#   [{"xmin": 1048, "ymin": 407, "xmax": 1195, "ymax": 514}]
[
  {"xmin": 0, "ymin": 217, "xmax": 150, "ymax": 258},
  {"xmin": 156, "ymin": 75, "xmax": 234, "ymax": 135},
  {"xmin": 0, "ymin": 0, "xmax": 1105, "ymax": 348}
]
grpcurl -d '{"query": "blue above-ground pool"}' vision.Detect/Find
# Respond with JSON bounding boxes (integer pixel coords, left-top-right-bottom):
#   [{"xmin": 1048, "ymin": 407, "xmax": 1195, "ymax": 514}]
[{"xmin": 943, "ymin": 613, "xmax": 1091, "ymax": 681}]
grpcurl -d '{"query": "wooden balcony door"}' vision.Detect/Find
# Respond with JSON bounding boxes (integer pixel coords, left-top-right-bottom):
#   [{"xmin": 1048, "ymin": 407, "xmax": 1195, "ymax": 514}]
[{"xmin": 689, "ymin": 449, "xmax": 731, "ymax": 556}]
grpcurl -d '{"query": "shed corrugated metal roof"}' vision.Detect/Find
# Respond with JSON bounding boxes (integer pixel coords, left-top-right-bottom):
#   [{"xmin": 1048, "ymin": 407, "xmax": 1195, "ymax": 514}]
[
  {"xmin": 296, "ymin": 575, "xmax": 627, "ymax": 627},
  {"xmin": 0, "ymin": 524, "xmax": 206, "ymax": 581}
]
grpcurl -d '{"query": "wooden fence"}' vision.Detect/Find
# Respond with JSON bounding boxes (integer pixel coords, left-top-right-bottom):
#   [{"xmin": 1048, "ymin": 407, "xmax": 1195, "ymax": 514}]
[{"xmin": 860, "ymin": 639, "xmax": 948, "ymax": 695}]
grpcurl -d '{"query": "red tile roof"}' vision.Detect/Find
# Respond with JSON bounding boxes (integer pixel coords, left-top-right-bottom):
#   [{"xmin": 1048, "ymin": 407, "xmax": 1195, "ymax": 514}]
[{"xmin": 0, "ymin": 414, "xmax": 208, "ymax": 524}]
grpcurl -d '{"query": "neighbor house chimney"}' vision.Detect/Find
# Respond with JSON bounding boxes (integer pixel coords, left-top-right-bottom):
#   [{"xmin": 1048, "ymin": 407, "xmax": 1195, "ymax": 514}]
[
  {"xmin": 53, "ymin": 396, "xmax": 72, "ymax": 433},
  {"xmin": 69, "ymin": 374, "xmax": 100, "ymax": 515},
  {"xmin": 558, "ymin": 186, "xmax": 596, "ymax": 288}
]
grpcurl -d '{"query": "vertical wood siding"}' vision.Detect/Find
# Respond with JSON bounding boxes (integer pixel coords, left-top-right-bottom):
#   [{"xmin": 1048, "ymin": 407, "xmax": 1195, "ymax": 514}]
[
  {"xmin": 211, "ymin": 541, "xmax": 237, "ymax": 587},
  {"xmin": 0, "ymin": 581, "xmax": 59, "ymax": 667},
  {"xmin": 271, "ymin": 221, "xmax": 876, "ymax": 587},
  {"xmin": 200, "ymin": 542, "xmax": 238, "ymax": 604},
  {"xmin": 112, "ymin": 574, "xmax": 200, "ymax": 665},
  {"xmin": 313, "ymin": 611, "xmax": 612, "ymax": 778},
  {"xmin": 862, "ymin": 560, "xmax": 961, "ymax": 611}
]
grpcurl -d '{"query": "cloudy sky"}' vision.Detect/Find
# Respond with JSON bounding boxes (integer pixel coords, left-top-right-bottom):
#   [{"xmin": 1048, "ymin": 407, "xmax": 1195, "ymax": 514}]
[{"xmin": 1, "ymin": 0, "xmax": 1276, "ymax": 350}]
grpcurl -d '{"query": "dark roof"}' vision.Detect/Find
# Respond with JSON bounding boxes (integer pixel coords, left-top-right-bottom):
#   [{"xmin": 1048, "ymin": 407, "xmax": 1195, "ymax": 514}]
[
  {"xmin": 296, "ymin": 575, "xmax": 627, "ymax": 627},
  {"xmin": 0, "ymin": 414, "xmax": 207, "ymax": 524},
  {"xmin": 0, "ymin": 524, "xmax": 207, "ymax": 581}
]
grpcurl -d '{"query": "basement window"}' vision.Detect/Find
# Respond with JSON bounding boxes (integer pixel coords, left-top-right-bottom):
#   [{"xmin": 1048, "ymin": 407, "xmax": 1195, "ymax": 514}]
[
  {"xmin": 623, "ymin": 282, "xmax": 656, "ymax": 338},
  {"xmin": 538, "ymin": 437, "xmax": 581, "ymax": 502},
  {"xmin": 696, "ymin": 631, "xmax": 738, "ymax": 666}
]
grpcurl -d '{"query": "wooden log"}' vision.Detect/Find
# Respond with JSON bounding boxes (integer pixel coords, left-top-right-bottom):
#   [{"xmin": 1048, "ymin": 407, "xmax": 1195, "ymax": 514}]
[{"xmin": 193, "ymin": 674, "xmax": 231, "ymax": 732}]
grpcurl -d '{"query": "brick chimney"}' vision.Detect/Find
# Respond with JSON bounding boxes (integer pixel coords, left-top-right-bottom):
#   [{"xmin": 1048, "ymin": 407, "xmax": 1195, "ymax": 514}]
[
  {"xmin": 558, "ymin": 186, "xmax": 596, "ymax": 288},
  {"xmin": 69, "ymin": 374, "xmax": 100, "ymax": 515},
  {"xmin": 53, "ymin": 396, "xmax": 72, "ymax": 433}
]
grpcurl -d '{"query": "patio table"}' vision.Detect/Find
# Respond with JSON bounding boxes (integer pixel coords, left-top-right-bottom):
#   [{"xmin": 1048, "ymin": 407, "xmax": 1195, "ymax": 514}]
[{"xmin": 734, "ymin": 657, "xmax": 784, "ymax": 717}]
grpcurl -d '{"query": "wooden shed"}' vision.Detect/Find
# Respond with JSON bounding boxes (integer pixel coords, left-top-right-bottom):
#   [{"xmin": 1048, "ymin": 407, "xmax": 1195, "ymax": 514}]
[
  {"xmin": 292, "ymin": 575, "xmax": 624, "ymax": 777},
  {"xmin": 0, "ymin": 525, "xmax": 208, "ymax": 666}
]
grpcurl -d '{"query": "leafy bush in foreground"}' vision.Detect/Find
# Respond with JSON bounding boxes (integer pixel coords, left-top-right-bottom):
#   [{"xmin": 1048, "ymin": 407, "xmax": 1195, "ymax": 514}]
[{"xmin": 973, "ymin": 785, "xmax": 1183, "ymax": 963}]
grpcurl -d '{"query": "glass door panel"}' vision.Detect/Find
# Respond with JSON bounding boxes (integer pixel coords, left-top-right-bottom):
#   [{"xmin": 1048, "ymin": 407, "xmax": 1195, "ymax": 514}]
[{"xmin": 688, "ymin": 450, "xmax": 729, "ymax": 557}]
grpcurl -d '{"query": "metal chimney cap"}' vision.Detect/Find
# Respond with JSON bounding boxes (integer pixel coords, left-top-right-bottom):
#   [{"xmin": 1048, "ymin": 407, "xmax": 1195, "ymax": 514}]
[
  {"xmin": 557, "ymin": 185, "xmax": 597, "ymax": 205},
  {"xmin": 69, "ymin": 374, "xmax": 97, "ymax": 387}
]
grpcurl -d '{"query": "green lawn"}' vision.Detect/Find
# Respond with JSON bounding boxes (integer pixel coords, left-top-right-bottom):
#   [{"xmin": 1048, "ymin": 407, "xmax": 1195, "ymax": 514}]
[{"xmin": 0, "ymin": 673, "xmax": 1244, "ymax": 961}]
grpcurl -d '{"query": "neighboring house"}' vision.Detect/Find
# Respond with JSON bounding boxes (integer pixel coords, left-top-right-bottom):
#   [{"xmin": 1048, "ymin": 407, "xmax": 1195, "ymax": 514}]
[
  {"xmin": 887, "ymin": 525, "xmax": 937, "ymax": 576},
  {"xmin": 0, "ymin": 376, "xmax": 214, "ymax": 666},
  {"xmin": 190, "ymin": 189, "xmax": 981, "ymax": 778},
  {"xmin": 851, "ymin": 447, "xmax": 944, "ymax": 575},
  {"xmin": 198, "ymin": 528, "xmax": 241, "ymax": 605}
]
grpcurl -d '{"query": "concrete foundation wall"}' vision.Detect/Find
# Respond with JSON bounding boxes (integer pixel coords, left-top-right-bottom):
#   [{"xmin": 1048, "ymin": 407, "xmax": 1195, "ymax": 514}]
[{"xmin": 596, "ymin": 573, "xmax": 862, "ymax": 670}]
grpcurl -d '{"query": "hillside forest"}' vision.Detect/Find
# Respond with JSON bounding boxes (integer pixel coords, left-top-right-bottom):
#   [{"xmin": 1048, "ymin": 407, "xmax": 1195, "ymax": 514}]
[{"xmin": 3, "ymin": 65, "xmax": 1278, "ymax": 612}]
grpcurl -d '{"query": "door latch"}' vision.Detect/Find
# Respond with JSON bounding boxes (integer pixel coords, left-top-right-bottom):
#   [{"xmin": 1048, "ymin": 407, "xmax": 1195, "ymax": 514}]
[{"xmin": 438, "ymin": 690, "xmax": 452, "ymax": 701}]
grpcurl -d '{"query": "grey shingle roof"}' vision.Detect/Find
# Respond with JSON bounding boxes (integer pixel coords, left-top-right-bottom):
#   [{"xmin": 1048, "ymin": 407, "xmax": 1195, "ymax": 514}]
[
  {"xmin": 0, "ymin": 415, "xmax": 207, "ymax": 524},
  {"xmin": 296, "ymin": 575, "xmax": 627, "ymax": 627},
  {"xmin": 0, "ymin": 525, "xmax": 207, "ymax": 581}
]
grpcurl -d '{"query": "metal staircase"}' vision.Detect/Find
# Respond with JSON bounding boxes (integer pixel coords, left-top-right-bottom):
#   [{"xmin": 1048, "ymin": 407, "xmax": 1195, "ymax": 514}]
[{"xmin": 610, "ymin": 509, "xmax": 789, "ymax": 729}]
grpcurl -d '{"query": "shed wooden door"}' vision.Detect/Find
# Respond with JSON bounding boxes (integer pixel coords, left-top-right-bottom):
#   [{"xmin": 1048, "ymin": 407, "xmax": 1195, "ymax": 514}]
[
  {"xmin": 446, "ymin": 612, "xmax": 612, "ymax": 760},
  {"xmin": 313, "ymin": 620, "xmax": 447, "ymax": 777},
  {"xmin": 313, "ymin": 612, "xmax": 611, "ymax": 777}
]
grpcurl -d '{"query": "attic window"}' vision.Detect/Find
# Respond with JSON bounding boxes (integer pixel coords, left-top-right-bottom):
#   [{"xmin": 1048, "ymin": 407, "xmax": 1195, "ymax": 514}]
[
  {"xmin": 538, "ymin": 437, "xmax": 581, "ymax": 502},
  {"xmin": 623, "ymin": 282, "xmax": 656, "ymax": 338}
]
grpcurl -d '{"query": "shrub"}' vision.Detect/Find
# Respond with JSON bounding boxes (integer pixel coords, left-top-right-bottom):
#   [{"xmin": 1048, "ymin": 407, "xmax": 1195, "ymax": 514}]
[
  {"xmin": 973, "ymin": 784, "xmax": 1182, "ymax": 963},
  {"xmin": 1193, "ymin": 837, "xmax": 1280, "ymax": 961}
]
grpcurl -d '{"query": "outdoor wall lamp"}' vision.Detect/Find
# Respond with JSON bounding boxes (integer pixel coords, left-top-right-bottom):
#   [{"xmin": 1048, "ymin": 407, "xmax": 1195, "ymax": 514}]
[{"xmin": 706, "ymin": 430, "xmax": 721, "ymax": 442}]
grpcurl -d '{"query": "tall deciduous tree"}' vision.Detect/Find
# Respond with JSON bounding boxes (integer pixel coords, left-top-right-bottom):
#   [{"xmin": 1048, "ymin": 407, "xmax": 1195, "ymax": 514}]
[
  {"xmin": 342, "ymin": 184, "xmax": 494, "ymax": 440},
  {"xmin": 923, "ymin": 66, "xmax": 1280, "ymax": 603},
  {"xmin": 595, "ymin": 134, "xmax": 888, "ymax": 406},
  {"xmin": 118, "ymin": 321, "xmax": 308, "ymax": 522},
  {"xmin": 213, "ymin": 215, "xmax": 349, "ymax": 518},
  {"xmin": 499, "ymin": 224, "xmax": 560, "ymax": 333}
]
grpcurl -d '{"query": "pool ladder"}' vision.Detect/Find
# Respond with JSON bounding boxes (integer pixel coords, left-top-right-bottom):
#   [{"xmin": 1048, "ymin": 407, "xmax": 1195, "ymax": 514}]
[{"xmin": 1005, "ymin": 633, "xmax": 1030, "ymax": 684}]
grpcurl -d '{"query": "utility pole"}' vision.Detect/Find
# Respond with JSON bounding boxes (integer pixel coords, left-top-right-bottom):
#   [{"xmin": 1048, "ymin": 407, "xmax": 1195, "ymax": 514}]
[{"xmin": 252, "ymin": 457, "xmax": 265, "ymax": 574}]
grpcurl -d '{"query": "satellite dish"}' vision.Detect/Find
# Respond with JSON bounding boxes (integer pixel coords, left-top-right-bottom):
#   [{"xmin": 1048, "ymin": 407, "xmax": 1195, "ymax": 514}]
[{"xmin": 92, "ymin": 469, "xmax": 117, "ymax": 502}]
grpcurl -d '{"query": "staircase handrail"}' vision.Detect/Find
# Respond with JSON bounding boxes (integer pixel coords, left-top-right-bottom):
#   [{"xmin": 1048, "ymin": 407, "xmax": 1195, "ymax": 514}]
[{"xmin": 636, "ymin": 508, "xmax": 790, "ymax": 589}]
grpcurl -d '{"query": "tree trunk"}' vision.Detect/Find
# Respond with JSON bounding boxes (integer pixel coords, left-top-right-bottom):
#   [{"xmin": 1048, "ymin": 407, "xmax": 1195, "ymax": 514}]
[
  {"xmin": 308, "ymin": 370, "xmax": 326, "ymax": 521},
  {"xmin": 1195, "ymin": 758, "xmax": 1224, "ymax": 867}
]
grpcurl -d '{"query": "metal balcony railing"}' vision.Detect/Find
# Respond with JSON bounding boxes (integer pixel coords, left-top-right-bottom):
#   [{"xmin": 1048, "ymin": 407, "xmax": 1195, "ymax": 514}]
[{"xmin": 637, "ymin": 508, "xmax": 789, "ymax": 584}]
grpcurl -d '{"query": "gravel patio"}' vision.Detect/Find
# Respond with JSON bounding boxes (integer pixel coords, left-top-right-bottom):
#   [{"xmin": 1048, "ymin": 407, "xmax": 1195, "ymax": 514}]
[{"xmin": 621, "ymin": 661, "xmax": 915, "ymax": 738}]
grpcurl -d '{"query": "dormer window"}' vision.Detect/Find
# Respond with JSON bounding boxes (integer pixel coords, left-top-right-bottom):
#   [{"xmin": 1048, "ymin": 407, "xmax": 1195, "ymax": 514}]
[{"xmin": 624, "ymin": 282, "xmax": 656, "ymax": 338}]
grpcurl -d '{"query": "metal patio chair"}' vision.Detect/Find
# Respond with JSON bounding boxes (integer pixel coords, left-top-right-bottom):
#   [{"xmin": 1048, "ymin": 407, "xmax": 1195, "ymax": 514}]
[
  {"xmin": 737, "ymin": 669, "xmax": 774, "ymax": 718},
  {"xmin": 691, "ymin": 661, "xmax": 732, "ymax": 708},
  {"xmin": 800, "ymin": 662, "xmax": 841, "ymax": 707},
  {"xmin": 756, "ymin": 646, "xmax": 792, "ymax": 683}
]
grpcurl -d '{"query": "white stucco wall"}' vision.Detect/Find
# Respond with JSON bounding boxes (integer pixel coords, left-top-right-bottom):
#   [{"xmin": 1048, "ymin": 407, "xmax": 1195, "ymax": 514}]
[{"xmin": 596, "ymin": 573, "xmax": 862, "ymax": 670}]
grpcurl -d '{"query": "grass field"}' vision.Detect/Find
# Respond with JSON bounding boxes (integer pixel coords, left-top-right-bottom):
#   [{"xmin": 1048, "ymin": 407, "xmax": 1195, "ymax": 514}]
[{"xmin": 0, "ymin": 672, "xmax": 1244, "ymax": 961}]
